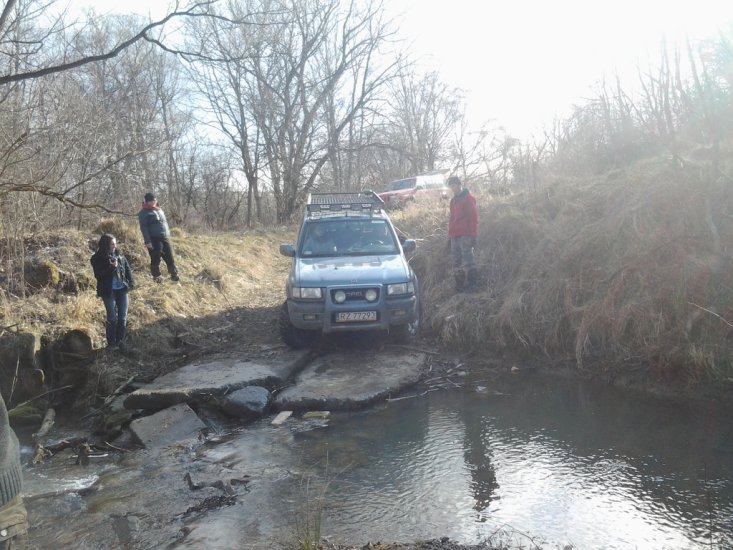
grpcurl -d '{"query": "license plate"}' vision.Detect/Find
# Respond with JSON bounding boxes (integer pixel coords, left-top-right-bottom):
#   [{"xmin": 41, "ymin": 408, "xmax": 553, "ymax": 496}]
[{"xmin": 336, "ymin": 311, "xmax": 377, "ymax": 322}]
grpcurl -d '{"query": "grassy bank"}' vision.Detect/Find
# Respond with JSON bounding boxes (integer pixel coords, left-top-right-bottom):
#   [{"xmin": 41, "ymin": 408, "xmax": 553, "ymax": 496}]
[
  {"xmin": 3, "ymin": 151, "xmax": 733, "ymax": 405},
  {"xmin": 1, "ymin": 220, "xmax": 296, "ymax": 403},
  {"xmin": 398, "ymin": 152, "xmax": 733, "ymax": 397}
]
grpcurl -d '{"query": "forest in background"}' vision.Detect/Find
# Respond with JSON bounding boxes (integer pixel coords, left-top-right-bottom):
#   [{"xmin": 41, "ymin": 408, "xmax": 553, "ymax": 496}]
[
  {"xmin": 1, "ymin": 0, "xmax": 733, "ymax": 392},
  {"xmin": 0, "ymin": 1, "xmax": 726, "ymax": 229}
]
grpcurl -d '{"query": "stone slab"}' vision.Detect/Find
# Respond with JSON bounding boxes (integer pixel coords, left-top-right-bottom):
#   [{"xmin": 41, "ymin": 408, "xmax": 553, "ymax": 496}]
[
  {"xmin": 221, "ymin": 386, "xmax": 270, "ymax": 418},
  {"xmin": 0, "ymin": 331, "xmax": 44, "ymax": 400},
  {"xmin": 129, "ymin": 403, "xmax": 206, "ymax": 448},
  {"xmin": 273, "ymin": 350, "xmax": 425, "ymax": 411},
  {"xmin": 124, "ymin": 351, "xmax": 312, "ymax": 410}
]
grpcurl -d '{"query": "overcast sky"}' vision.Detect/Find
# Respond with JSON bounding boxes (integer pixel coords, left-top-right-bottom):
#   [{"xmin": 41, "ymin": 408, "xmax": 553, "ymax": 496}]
[
  {"xmin": 71, "ymin": 0, "xmax": 733, "ymax": 139},
  {"xmin": 387, "ymin": 0, "xmax": 733, "ymax": 138}
]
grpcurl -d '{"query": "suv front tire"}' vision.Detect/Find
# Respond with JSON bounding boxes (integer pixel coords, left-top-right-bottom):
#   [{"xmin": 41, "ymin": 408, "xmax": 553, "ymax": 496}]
[
  {"xmin": 279, "ymin": 302, "xmax": 318, "ymax": 348},
  {"xmin": 389, "ymin": 297, "xmax": 422, "ymax": 344}
]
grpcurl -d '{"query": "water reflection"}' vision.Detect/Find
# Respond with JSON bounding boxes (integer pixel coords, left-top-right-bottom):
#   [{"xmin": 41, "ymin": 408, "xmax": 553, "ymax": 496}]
[
  {"xmin": 475, "ymin": 375, "xmax": 733, "ymax": 548},
  {"xmin": 24, "ymin": 372, "xmax": 733, "ymax": 549},
  {"xmin": 281, "ymin": 374, "xmax": 733, "ymax": 548}
]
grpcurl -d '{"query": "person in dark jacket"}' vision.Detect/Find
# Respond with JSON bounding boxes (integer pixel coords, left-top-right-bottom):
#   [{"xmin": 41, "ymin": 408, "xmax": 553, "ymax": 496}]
[
  {"xmin": 0, "ymin": 393, "xmax": 28, "ymax": 549},
  {"xmin": 137, "ymin": 192, "xmax": 179, "ymax": 283},
  {"xmin": 90, "ymin": 234, "xmax": 135, "ymax": 351},
  {"xmin": 447, "ymin": 176, "xmax": 479, "ymax": 292}
]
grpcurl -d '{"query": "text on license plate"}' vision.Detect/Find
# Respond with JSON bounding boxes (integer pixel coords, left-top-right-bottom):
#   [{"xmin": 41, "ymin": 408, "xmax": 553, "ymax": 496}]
[{"xmin": 336, "ymin": 311, "xmax": 377, "ymax": 322}]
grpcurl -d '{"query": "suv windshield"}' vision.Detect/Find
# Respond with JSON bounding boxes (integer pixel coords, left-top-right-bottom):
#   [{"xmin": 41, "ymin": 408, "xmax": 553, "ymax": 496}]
[
  {"xmin": 299, "ymin": 219, "xmax": 398, "ymax": 257},
  {"xmin": 383, "ymin": 178, "xmax": 416, "ymax": 192}
]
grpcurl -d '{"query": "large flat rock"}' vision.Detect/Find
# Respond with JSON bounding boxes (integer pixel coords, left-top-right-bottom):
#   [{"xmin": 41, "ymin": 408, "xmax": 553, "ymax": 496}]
[
  {"xmin": 129, "ymin": 403, "xmax": 206, "ymax": 448},
  {"xmin": 124, "ymin": 351, "xmax": 311, "ymax": 410},
  {"xmin": 274, "ymin": 350, "xmax": 425, "ymax": 411}
]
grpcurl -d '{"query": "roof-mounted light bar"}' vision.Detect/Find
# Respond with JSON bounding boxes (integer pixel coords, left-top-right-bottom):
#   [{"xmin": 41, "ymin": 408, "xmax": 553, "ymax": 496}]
[{"xmin": 305, "ymin": 191, "xmax": 384, "ymax": 217}]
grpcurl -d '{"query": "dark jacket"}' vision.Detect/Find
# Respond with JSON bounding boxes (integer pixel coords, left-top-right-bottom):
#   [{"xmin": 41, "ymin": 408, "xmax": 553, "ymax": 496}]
[
  {"xmin": 0, "ymin": 394, "xmax": 22, "ymax": 509},
  {"xmin": 138, "ymin": 206, "xmax": 171, "ymax": 244},
  {"xmin": 91, "ymin": 250, "xmax": 134, "ymax": 298},
  {"xmin": 448, "ymin": 188, "xmax": 479, "ymax": 238}
]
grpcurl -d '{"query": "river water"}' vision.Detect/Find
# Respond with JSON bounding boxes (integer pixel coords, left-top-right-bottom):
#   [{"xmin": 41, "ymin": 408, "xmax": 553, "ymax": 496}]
[{"xmin": 23, "ymin": 372, "xmax": 733, "ymax": 549}]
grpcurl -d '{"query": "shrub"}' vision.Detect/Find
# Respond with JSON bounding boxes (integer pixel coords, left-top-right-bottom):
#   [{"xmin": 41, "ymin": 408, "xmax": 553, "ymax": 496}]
[
  {"xmin": 198, "ymin": 267, "xmax": 227, "ymax": 292},
  {"xmin": 93, "ymin": 219, "xmax": 141, "ymax": 247},
  {"xmin": 24, "ymin": 259, "xmax": 61, "ymax": 290}
]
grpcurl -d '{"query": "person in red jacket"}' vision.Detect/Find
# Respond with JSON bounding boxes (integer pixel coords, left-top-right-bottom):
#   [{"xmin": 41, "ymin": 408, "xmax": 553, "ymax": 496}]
[{"xmin": 447, "ymin": 176, "xmax": 479, "ymax": 292}]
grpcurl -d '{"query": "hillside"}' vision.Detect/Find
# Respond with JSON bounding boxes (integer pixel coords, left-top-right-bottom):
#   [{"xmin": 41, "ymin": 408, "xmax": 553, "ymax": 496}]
[
  {"xmin": 3, "ymin": 150, "xmax": 733, "ymax": 413},
  {"xmin": 405, "ymin": 151, "xmax": 733, "ymax": 400},
  {"xmin": 0, "ymin": 221, "xmax": 296, "ymax": 408}
]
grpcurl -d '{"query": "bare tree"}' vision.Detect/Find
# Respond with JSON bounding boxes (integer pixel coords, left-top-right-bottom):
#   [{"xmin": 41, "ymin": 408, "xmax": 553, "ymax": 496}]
[
  {"xmin": 386, "ymin": 68, "xmax": 463, "ymax": 175},
  {"xmin": 184, "ymin": 0, "xmax": 267, "ymax": 227},
  {"xmin": 0, "ymin": 0, "xmax": 218, "ymax": 210},
  {"xmin": 0, "ymin": 0, "xmax": 217, "ymax": 86},
  {"xmin": 186, "ymin": 0, "xmax": 397, "ymax": 224}
]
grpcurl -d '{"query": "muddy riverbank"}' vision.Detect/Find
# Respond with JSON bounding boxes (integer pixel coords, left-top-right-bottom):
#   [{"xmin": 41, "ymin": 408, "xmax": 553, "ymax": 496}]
[
  {"xmin": 21, "ymin": 345, "xmax": 733, "ymax": 550},
  {"xmin": 7, "ymin": 222, "xmax": 733, "ymax": 549},
  {"xmin": 18, "ymin": 335, "xmax": 527, "ymax": 550}
]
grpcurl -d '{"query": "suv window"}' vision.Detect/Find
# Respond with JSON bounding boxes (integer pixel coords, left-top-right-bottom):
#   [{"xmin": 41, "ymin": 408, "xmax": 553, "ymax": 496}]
[
  {"xmin": 300, "ymin": 219, "xmax": 398, "ymax": 257},
  {"xmin": 395, "ymin": 178, "xmax": 416, "ymax": 190},
  {"xmin": 299, "ymin": 219, "xmax": 399, "ymax": 258}
]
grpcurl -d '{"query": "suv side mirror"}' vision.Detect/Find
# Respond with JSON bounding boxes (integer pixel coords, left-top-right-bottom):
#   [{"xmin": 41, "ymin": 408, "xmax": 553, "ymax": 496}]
[
  {"xmin": 401, "ymin": 239, "xmax": 416, "ymax": 253},
  {"xmin": 279, "ymin": 244, "xmax": 295, "ymax": 257}
]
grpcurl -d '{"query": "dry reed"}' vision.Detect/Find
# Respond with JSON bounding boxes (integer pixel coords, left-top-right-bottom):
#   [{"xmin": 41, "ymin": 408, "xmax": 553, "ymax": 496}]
[{"xmin": 398, "ymin": 151, "xmax": 733, "ymax": 385}]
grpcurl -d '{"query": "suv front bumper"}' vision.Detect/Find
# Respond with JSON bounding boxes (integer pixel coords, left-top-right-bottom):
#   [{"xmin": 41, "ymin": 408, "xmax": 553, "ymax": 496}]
[{"xmin": 286, "ymin": 291, "xmax": 417, "ymax": 333}]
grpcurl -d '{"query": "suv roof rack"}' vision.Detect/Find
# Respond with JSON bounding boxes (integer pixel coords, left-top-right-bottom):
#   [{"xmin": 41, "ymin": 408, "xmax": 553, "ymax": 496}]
[{"xmin": 306, "ymin": 191, "xmax": 384, "ymax": 218}]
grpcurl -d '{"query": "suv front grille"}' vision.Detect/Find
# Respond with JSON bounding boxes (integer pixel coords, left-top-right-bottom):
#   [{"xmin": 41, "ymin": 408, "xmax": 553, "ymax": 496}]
[{"xmin": 330, "ymin": 288, "xmax": 380, "ymax": 302}]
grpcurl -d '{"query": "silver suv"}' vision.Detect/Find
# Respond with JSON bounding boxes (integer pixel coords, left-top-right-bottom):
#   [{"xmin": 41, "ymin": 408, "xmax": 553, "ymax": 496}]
[{"xmin": 279, "ymin": 192, "xmax": 421, "ymax": 347}]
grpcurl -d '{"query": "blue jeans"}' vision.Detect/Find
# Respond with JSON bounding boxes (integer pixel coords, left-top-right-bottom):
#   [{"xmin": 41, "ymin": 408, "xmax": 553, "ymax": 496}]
[
  {"xmin": 451, "ymin": 236, "xmax": 476, "ymax": 269},
  {"xmin": 102, "ymin": 289, "xmax": 129, "ymax": 345}
]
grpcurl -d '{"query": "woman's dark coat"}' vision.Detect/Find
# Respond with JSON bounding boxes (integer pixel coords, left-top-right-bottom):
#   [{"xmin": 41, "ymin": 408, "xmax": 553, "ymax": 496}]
[{"xmin": 90, "ymin": 251, "xmax": 135, "ymax": 298}]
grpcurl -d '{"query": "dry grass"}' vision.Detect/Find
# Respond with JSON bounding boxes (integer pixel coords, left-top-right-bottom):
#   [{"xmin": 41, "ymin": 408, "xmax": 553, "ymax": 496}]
[
  {"xmin": 1, "ymin": 222, "xmax": 295, "ymax": 393},
  {"xmin": 4, "ymin": 151, "xmax": 733, "ymax": 398},
  {"xmin": 398, "ymin": 150, "xmax": 733, "ymax": 387}
]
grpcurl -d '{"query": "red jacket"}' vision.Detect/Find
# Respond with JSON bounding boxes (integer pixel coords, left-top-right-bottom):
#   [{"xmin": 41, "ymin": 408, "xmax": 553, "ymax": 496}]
[{"xmin": 448, "ymin": 189, "xmax": 478, "ymax": 238}]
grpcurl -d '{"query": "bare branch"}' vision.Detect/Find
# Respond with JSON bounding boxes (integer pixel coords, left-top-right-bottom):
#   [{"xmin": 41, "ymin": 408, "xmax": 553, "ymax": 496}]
[
  {"xmin": 0, "ymin": 1, "xmax": 218, "ymax": 85},
  {"xmin": 1, "ymin": 182, "xmax": 131, "ymax": 214},
  {"xmin": 0, "ymin": 0, "xmax": 17, "ymax": 36}
]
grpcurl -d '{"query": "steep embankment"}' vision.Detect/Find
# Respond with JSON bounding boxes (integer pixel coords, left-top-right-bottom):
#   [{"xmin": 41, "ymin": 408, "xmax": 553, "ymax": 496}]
[
  {"xmin": 1, "ymin": 221, "xmax": 295, "ymax": 405},
  {"xmin": 401, "ymin": 154, "xmax": 733, "ymax": 400},
  {"xmin": 3, "ymin": 152, "xmax": 733, "ymax": 409}
]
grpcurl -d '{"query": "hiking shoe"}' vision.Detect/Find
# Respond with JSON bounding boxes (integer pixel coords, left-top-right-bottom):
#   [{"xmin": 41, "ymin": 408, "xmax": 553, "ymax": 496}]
[
  {"xmin": 153, "ymin": 276, "xmax": 163, "ymax": 283},
  {"xmin": 171, "ymin": 274, "xmax": 180, "ymax": 282}
]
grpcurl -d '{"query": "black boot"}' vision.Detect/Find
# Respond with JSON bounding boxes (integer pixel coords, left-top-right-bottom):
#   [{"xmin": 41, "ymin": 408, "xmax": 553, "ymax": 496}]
[
  {"xmin": 105, "ymin": 320, "xmax": 117, "ymax": 348},
  {"xmin": 454, "ymin": 270, "xmax": 466, "ymax": 292},
  {"xmin": 116, "ymin": 323, "xmax": 127, "ymax": 351},
  {"xmin": 466, "ymin": 267, "xmax": 478, "ymax": 292}
]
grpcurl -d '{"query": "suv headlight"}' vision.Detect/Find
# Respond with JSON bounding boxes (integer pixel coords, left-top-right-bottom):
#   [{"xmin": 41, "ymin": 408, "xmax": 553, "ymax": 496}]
[
  {"xmin": 292, "ymin": 287, "xmax": 323, "ymax": 299},
  {"xmin": 387, "ymin": 282, "xmax": 414, "ymax": 296}
]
